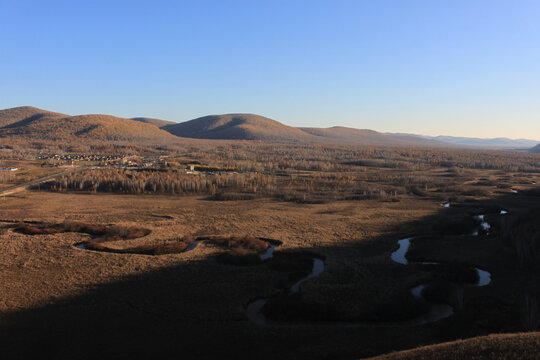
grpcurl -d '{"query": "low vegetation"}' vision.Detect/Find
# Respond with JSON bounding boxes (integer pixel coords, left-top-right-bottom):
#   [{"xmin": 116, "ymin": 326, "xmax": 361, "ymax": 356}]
[
  {"xmin": 368, "ymin": 332, "xmax": 540, "ymax": 360},
  {"xmin": 2, "ymin": 138, "xmax": 540, "ymax": 359},
  {"xmin": 82, "ymin": 239, "xmax": 191, "ymax": 255},
  {"xmin": 14, "ymin": 221, "xmax": 151, "ymax": 241},
  {"xmin": 28, "ymin": 145, "xmax": 540, "ymax": 206}
]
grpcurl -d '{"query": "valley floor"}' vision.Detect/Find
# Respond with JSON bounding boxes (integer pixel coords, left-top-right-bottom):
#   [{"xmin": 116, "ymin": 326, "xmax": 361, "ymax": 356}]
[{"xmin": 0, "ymin": 185, "xmax": 538, "ymax": 359}]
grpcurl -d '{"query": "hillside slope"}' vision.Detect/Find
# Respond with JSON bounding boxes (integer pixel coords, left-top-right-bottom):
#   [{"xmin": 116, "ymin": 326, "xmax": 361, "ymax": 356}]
[
  {"xmin": 131, "ymin": 117, "xmax": 176, "ymax": 128},
  {"xmin": 162, "ymin": 113, "xmax": 317, "ymax": 142},
  {"xmin": 366, "ymin": 332, "xmax": 540, "ymax": 360},
  {"xmin": 0, "ymin": 107, "xmax": 176, "ymax": 143},
  {"xmin": 5, "ymin": 107, "xmax": 532, "ymax": 149},
  {"xmin": 531, "ymin": 144, "xmax": 540, "ymax": 153},
  {"xmin": 0, "ymin": 106, "xmax": 67, "ymax": 128},
  {"xmin": 163, "ymin": 114, "xmax": 450, "ymax": 146},
  {"xmin": 301, "ymin": 127, "xmax": 444, "ymax": 147}
]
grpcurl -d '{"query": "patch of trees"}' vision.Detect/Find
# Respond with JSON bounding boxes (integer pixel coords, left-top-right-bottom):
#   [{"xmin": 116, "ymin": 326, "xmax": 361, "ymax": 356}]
[
  {"xmin": 36, "ymin": 169, "xmax": 274, "ymax": 196},
  {"xmin": 174, "ymin": 144, "xmax": 540, "ymax": 173},
  {"xmin": 34, "ymin": 168, "xmax": 408, "ymax": 202}
]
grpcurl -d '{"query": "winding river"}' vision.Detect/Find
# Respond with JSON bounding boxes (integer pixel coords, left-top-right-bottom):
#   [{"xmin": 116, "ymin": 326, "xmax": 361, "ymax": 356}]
[
  {"xmin": 246, "ymin": 251, "xmax": 325, "ymax": 325},
  {"xmin": 390, "ymin": 212, "xmax": 497, "ymax": 324},
  {"xmin": 247, "ymin": 210, "xmax": 500, "ymax": 326}
]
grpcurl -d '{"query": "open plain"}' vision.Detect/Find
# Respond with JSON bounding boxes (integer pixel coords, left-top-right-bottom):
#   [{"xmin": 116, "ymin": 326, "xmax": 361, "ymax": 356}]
[{"xmin": 1, "ymin": 149, "xmax": 539, "ymax": 359}]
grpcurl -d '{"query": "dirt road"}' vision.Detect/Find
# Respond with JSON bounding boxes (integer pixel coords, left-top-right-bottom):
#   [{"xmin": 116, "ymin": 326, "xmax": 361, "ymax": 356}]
[{"xmin": 0, "ymin": 166, "xmax": 92, "ymax": 196}]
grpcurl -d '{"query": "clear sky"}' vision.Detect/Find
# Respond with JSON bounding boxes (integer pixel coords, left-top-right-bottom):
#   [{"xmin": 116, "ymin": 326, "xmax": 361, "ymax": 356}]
[{"xmin": 1, "ymin": 0, "xmax": 539, "ymax": 140}]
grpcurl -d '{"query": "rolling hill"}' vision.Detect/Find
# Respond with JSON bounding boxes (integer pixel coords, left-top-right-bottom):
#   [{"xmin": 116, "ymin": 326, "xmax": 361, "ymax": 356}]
[
  {"xmin": 0, "ymin": 107, "xmax": 176, "ymax": 143},
  {"xmin": 0, "ymin": 106, "xmax": 67, "ymax": 128},
  {"xmin": 162, "ymin": 113, "xmax": 448, "ymax": 146},
  {"xmin": 161, "ymin": 114, "xmax": 540, "ymax": 148},
  {"xmin": 162, "ymin": 113, "xmax": 317, "ymax": 142},
  {"xmin": 2, "ymin": 107, "xmax": 538, "ymax": 149},
  {"xmin": 131, "ymin": 117, "xmax": 175, "ymax": 128},
  {"xmin": 531, "ymin": 143, "xmax": 540, "ymax": 153}
]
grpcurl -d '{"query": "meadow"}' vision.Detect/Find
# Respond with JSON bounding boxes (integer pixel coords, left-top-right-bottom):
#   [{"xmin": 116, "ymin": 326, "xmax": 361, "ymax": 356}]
[{"xmin": 0, "ymin": 143, "xmax": 539, "ymax": 359}]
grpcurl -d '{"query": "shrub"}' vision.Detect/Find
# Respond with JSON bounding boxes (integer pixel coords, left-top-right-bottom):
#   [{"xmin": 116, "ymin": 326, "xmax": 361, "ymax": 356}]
[
  {"xmin": 14, "ymin": 220, "xmax": 151, "ymax": 242},
  {"xmin": 198, "ymin": 235, "xmax": 269, "ymax": 253}
]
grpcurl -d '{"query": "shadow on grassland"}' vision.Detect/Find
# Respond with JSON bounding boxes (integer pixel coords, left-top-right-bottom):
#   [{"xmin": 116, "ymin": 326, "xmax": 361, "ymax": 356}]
[{"xmin": 0, "ymin": 190, "xmax": 539, "ymax": 360}]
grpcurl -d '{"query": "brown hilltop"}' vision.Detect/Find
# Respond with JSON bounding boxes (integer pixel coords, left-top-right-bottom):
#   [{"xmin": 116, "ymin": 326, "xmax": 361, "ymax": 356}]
[
  {"xmin": 0, "ymin": 106, "xmax": 66, "ymax": 128},
  {"xmin": 1, "ymin": 106, "xmax": 511, "ymax": 148},
  {"xmin": 162, "ymin": 113, "xmax": 448, "ymax": 146},
  {"xmin": 162, "ymin": 113, "xmax": 317, "ymax": 142},
  {"xmin": 0, "ymin": 107, "xmax": 176, "ymax": 143},
  {"xmin": 131, "ymin": 117, "xmax": 175, "ymax": 128}
]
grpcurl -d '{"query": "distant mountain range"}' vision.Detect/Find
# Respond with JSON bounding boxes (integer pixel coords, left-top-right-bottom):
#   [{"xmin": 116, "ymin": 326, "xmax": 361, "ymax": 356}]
[
  {"xmin": 0, "ymin": 106, "xmax": 538, "ymax": 151},
  {"xmin": 160, "ymin": 113, "xmax": 540, "ymax": 149},
  {"xmin": 422, "ymin": 135, "xmax": 539, "ymax": 149}
]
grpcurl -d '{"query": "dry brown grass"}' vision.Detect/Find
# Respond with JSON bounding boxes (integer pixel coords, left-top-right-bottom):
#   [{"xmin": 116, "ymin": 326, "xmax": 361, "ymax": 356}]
[
  {"xmin": 0, "ymin": 157, "xmax": 539, "ymax": 359},
  {"xmin": 83, "ymin": 240, "xmax": 190, "ymax": 255},
  {"xmin": 14, "ymin": 221, "xmax": 151, "ymax": 241},
  {"xmin": 0, "ymin": 110, "xmax": 176, "ymax": 143},
  {"xmin": 197, "ymin": 235, "xmax": 269, "ymax": 253},
  {"xmin": 367, "ymin": 332, "xmax": 540, "ymax": 360},
  {"xmin": 70, "ymin": 231, "xmax": 275, "ymax": 257}
]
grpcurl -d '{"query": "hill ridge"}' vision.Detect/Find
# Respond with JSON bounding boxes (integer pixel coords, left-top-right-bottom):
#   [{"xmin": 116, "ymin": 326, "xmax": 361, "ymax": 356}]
[
  {"xmin": 131, "ymin": 117, "xmax": 175, "ymax": 128},
  {"xmin": 162, "ymin": 113, "xmax": 317, "ymax": 142},
  {"xmin": 2, "ymin": 106, "xmax": 539, "ymax": 149},
  {"xmin": 0, "ymin": 107, "xmax": 175, "ymax": 143}
]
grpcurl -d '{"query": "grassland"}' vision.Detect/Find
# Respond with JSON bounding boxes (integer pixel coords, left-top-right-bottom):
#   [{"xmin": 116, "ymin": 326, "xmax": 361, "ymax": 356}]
[
  {"xmin": 0, "ymin": 159, "xmax": 66, "ymax": 190},
  {"xmin": 367, "ymin": 332, "xmax": 540, "ymax": 360},
  {"xmin": 0, "ymin": 144, "xmax": 539, "ymax": 359}
]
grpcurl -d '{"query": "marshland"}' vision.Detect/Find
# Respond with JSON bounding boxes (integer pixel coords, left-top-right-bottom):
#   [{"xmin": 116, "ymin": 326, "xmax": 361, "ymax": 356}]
[{"xmin": 1, "ymin": 143, "xmax": 539, "ymax": 359}]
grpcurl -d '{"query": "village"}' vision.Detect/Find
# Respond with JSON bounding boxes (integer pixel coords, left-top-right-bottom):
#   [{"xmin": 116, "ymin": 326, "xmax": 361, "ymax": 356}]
[
  {"xmin": 33, "ymin": 153, "xmax": 239, "ymax": 174},
  {"xmin": 0, "ymin": 153, "xmax": 243, "ymax": 196}
]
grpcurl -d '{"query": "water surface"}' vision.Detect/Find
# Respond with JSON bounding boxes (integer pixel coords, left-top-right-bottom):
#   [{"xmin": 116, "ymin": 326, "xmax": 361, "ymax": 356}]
[
  {"xmin": 185, "ymin": 241, "xmax": 199, "ymax": 252},
  {"xmin": 476, "ymin": 268, "xmax": 491, "ymax": 286},
  {"xmin": 259, "ymin": 245, "xmax": 276, "ymax": 260},
  {"xmin": 291, "ymin": 258, "xmax": 325, "ymax": 293},
  {"xmin": 391, "ymin": 238, "xmax": 411, "ymax": 265}
]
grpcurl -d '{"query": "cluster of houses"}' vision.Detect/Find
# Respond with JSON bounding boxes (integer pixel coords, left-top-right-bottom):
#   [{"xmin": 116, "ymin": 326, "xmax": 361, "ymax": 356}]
[
  {"xmin": 37, "ymin": 153, "xmax": 124, "ymax": 162},
  {"xmin": 33, "ymin": 153, "xmax": 238, "ymax": 174},
  {"xmin": 36, "ymin": 153, "xmax": 166, "ymax": 168}
]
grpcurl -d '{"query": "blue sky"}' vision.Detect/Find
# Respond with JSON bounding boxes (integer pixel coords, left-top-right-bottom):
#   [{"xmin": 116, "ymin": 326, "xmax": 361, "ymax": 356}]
[{"xmin": 1, "ymin": 0, "xmax": 539, "ymax": 139}]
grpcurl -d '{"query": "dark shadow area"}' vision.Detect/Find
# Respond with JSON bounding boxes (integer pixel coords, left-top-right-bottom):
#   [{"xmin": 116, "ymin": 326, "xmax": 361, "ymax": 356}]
[
  {"xmin": 1, "ymin": 189, "xmax": 539, "ymax": 359},
  {"xmin": 3, "ymin": 113, "xmax": 53, "ymax": 129}
]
